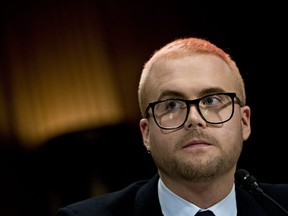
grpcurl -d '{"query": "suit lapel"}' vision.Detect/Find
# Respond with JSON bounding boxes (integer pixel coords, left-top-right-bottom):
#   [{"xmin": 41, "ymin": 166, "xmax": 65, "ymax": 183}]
[{"xmin": 134, "ymin": 174, "xmax": 163, "ymax": 216}]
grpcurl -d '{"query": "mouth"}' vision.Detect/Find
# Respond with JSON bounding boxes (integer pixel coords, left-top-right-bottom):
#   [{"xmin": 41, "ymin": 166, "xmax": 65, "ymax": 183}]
[{"xmin": 182, "ymin": 140, "xmax": 212, "ymax": 149}]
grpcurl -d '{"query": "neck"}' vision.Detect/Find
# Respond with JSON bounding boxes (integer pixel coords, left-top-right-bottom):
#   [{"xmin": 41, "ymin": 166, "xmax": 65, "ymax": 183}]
[{"xmin": 159, "ymin": 171, "xmax": 235, "ymax": 208}]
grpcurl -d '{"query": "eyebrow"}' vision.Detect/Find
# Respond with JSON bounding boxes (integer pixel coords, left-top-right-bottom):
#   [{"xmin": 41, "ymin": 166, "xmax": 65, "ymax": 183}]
[
  {"xmin": 199, "ymin": 87, "xmax": 227, "ymax": 95},
  {"xmin": 157, "ymin": 87, "xmax": 227, "ymax": 100}
]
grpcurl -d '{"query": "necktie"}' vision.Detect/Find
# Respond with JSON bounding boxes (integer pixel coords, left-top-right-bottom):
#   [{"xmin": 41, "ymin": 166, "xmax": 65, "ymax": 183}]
[{"xmin": 194, "ymin": 210, "xmax": 215, "ymax": 216}]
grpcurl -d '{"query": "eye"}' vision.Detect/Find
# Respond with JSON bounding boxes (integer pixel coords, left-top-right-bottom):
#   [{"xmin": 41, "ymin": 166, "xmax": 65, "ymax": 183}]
[
  {"xmin": 160, "ymin": 100, "xmax": 184, "ymax": 112},
  {"xmin": 201, "ymin": 95, "xmax": 221, "ymax": 106},
  {"xmin": 165, "ymin": 100, "xmax": 180, "ymax": 110}
]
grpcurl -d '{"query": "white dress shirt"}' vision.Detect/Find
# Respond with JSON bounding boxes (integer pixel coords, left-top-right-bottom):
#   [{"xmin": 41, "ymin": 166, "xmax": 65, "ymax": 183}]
[{"xmin": 158, "ymin": 178, "xmax": 237, "ymax": 216}]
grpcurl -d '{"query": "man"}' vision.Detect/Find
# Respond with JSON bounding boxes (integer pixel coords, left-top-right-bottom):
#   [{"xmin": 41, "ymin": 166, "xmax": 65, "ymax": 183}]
[{"xmin": 56, "ymin": 37, "xmax": 288, "ymax": 216}]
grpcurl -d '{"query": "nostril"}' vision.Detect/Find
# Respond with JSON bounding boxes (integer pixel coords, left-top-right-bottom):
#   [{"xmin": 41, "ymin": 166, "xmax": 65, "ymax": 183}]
[{"xmin": 187, "ymin": 123, "xmax": 200, "ymax": 129}]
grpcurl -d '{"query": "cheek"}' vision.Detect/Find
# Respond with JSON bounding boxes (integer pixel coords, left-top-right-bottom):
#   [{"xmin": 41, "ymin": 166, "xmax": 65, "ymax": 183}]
[
  {"xmin": 216, "ymin": 113, "xmax": 243, "ymax": 142},
  {"xmin": 149, "ymin": 127, "xmax": 175, "ymax": 153}
]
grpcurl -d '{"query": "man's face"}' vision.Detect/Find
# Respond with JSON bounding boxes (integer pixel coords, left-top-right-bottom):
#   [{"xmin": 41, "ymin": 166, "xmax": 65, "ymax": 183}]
[{"xmin": 139, "ymin": 54, "xmax": 251, "ymax": 183}]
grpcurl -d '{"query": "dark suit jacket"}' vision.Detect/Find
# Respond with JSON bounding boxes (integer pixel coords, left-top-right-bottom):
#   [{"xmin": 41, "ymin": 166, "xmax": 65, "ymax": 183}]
[{"xmin": 56, "ymin": 174, "xmax": 288, "ymax": 216}]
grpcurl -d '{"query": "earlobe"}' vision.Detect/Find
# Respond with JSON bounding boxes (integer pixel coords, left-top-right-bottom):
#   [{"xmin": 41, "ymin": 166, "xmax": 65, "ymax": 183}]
[{"xmin": 241, "ymin": 106, "xmax": 251, "ymax": 141}]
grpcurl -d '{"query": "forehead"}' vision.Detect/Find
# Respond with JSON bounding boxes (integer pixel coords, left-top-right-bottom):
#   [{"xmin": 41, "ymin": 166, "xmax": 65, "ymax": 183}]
[{"xmin": 149, "ymin": 54, "xmax": 237, "ymax": 99}]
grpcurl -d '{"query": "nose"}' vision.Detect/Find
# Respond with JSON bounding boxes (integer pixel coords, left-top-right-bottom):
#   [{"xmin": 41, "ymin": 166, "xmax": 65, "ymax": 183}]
[{"xmin": 184, "ymin": 105, "xmax": 206, "ymax": 129}]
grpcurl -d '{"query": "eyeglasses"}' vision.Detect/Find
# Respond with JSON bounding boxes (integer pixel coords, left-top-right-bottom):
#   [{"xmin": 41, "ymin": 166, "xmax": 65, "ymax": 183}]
[{"xmin": 145, "ymin": 92, "xmax": 242, "ymax": 130}]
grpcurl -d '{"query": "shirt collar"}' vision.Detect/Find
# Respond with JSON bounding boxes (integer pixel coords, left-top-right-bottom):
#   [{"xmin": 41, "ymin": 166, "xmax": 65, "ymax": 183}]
[{"xmin": 158, "ymin": 178, "xmax": 237, "ymax": 216}]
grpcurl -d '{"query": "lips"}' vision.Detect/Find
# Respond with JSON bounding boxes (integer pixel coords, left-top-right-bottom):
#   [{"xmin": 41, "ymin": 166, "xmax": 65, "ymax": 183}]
[{"xmin": 182, "ymin": 140, "xmax": 211, "ymax": 149}]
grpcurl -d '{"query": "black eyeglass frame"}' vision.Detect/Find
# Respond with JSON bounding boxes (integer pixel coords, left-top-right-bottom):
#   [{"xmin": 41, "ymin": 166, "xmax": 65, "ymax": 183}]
[{"xmin": 144, "ymin": 92, "xmax": 243, "ymax": 130}]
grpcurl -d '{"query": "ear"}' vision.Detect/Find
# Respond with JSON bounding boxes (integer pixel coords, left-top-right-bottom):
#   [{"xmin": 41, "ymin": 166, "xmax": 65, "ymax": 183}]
[
  {"xmin": 139, "ymin": 118, "xmax": 150, "ymax": 151},
  {"xmin": 241, "ymin": 106, "xmax": 251, "ymax": 141}
]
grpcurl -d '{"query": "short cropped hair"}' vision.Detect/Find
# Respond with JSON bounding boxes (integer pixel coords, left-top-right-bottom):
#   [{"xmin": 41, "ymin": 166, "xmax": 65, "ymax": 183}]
[{"xmin": 138, "ymin": 37, "xmax": 246, "ymax": 117}]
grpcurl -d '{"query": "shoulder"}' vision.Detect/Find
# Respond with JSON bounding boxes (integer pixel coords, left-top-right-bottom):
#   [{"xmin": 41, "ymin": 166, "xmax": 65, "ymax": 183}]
[
  {"xmin": 259, "ymin": 182, "xmax": 288, "ymax": 200},
  {"xmin": 236, "ymin": 182, "xmax": 288, "ymax": 215},
  {"xmin": 260, "ymin": 182, "xmax": 288, "ymax": 191},
  {"xmin": 56, "ymin": 175, "xmax": 160, "ymax": 216}
]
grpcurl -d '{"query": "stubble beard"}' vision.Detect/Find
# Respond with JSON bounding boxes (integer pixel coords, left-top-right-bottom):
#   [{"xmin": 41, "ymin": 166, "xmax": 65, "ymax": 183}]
[{"xmin": 154, "ymin": 140, "xmax": 242, "ymax": 183}]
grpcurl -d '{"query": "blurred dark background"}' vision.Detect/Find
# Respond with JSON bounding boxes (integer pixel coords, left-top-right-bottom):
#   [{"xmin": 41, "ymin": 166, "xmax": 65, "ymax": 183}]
[{"xmin": 0, "ymin": 1, "xmax": 287, "ymax": 215}]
